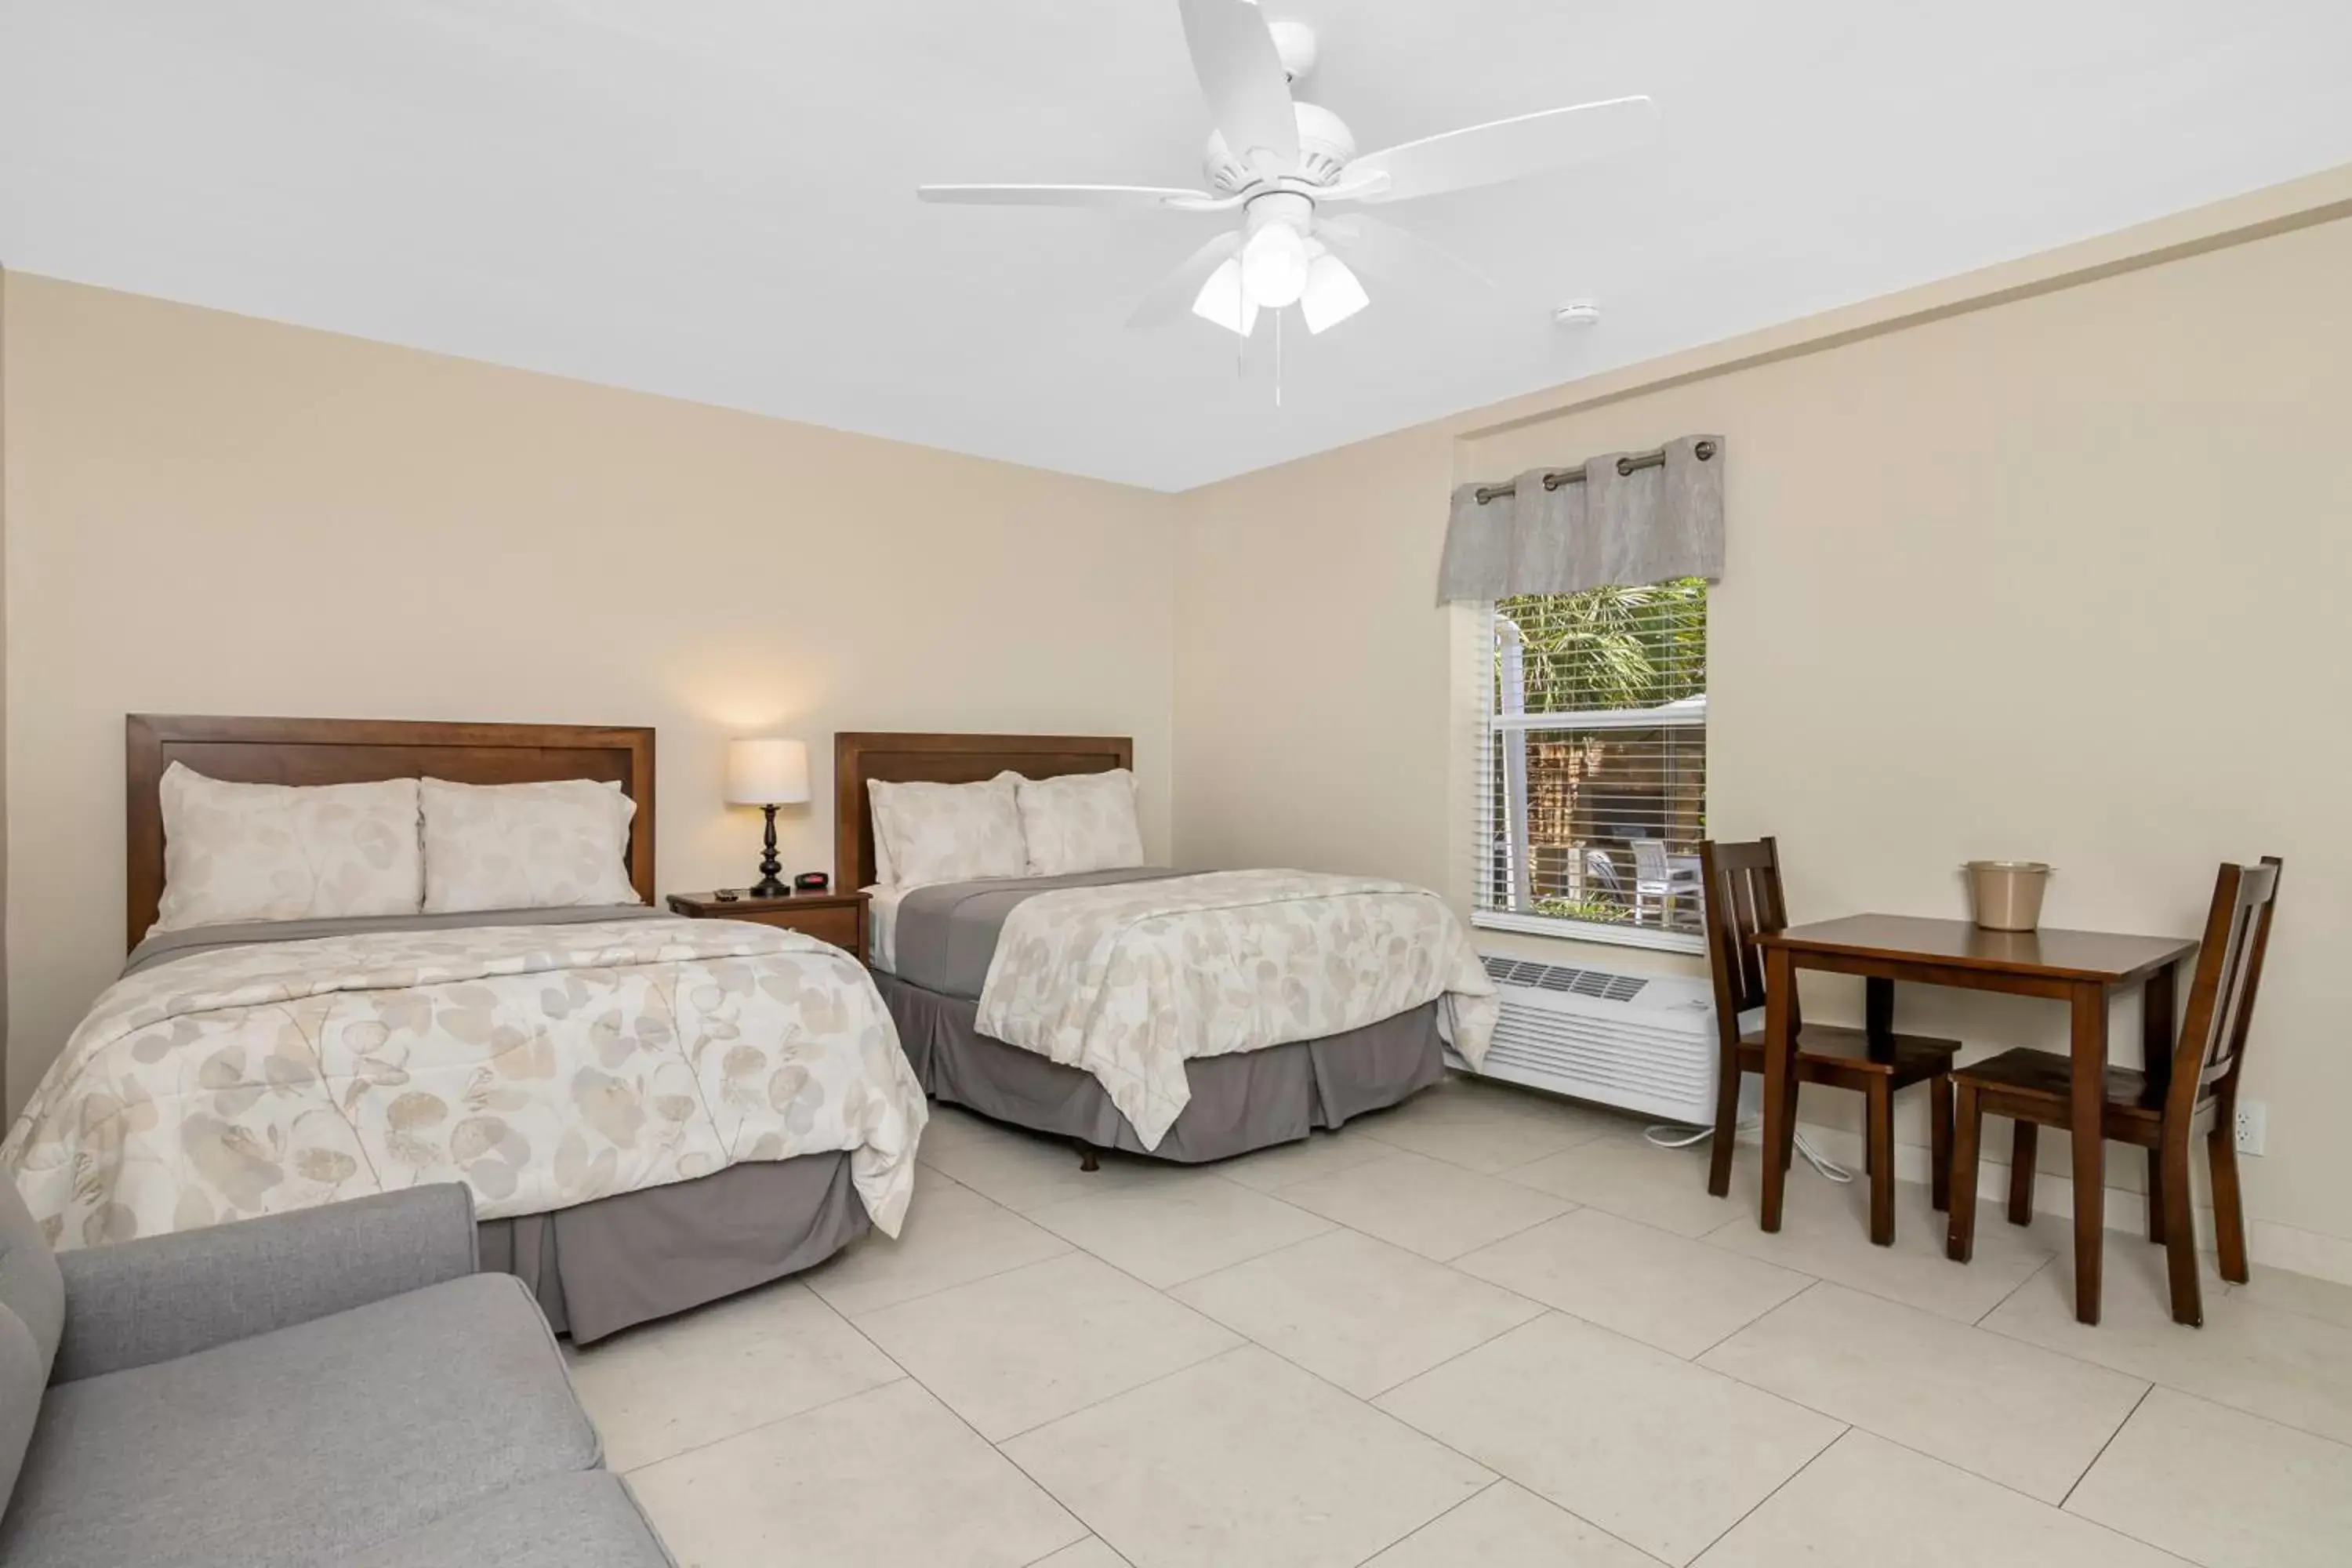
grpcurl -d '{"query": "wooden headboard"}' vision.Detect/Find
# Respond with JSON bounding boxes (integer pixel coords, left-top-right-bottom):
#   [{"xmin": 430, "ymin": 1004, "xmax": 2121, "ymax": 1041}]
[
  {"xmin": 834, "ymin": 731, "xmax": 1133, "ymax": 890},
  {"xmin": 126, "ymin": 715, "xmax": 656, "ymax": 949}
]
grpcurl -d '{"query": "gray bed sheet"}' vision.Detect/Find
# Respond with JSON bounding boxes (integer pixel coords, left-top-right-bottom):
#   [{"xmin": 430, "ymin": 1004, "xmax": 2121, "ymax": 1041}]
[
  {"xmin": 120, "ymin": 902, "xmax": 867, "ymax": 1341},
  {"xmin": 893, "ymin": 867, "xmax": 1179, "ymax": 997},
  {"xmin": 125, "ymin": 902, "xmax": 669, "ymax": 976},
  {"xmin": 876, "ymin": 969, "xmax": 1445, "ymax": 1163}
]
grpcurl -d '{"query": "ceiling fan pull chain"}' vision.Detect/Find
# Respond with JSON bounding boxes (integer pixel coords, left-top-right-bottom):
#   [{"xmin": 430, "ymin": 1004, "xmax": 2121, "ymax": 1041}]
[{"xmin": 1275, "ymin": 307, "xmax": 1284, "ymax": 408}]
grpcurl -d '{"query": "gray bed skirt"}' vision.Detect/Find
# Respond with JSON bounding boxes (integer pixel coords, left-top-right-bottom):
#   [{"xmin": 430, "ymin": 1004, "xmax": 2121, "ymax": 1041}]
[
  {"xmin": 476, "ymin": 1154, "xmax": 870, "ymax": 1344},
  {"xmin": 874, "ymin": 969, "xmax": 1446, "ymax": 1163}
]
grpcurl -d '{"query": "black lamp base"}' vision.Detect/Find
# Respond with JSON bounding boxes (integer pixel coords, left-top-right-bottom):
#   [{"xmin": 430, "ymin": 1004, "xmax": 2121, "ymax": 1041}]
[{"xmin": 749, "ymin": 803, "xmax": 789, "ymax": 898}]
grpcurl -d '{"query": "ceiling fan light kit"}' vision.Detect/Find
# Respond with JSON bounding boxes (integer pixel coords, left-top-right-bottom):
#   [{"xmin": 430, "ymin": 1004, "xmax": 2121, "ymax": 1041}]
[
  {"xmin": 917, "ymin": 0, "xmax": 1657, "ymax": 362},
  {"xmin": 1299, "ymin": 245, "xmax": 1371, "ymax": 335},
  {"xmin": 1190, "ymin": 256, "xmax": 1260, "ymax": 336}
]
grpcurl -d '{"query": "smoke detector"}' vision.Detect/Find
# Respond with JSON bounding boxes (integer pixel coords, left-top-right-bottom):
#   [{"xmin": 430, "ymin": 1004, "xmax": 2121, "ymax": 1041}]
[{"xmin": 1554, "ymin": 301, "xmax": 1602, "ymax": 329}]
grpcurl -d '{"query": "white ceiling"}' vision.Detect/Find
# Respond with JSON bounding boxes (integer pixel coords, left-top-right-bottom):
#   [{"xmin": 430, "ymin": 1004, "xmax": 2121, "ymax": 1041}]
[{"xmin": 5, "ymin": 2, "xmax": 2350, "ymax": 492}]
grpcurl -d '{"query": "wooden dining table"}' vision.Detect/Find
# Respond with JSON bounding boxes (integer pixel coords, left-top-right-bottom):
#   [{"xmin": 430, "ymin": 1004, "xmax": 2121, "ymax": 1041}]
[{"xmin": 1755, "ymin": 915, "xmax": 2198, "ymax": 1324}]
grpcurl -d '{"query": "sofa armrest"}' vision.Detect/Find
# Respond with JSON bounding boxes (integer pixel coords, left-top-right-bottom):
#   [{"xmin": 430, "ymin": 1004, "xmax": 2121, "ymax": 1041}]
[{"xmin": 52, "ymin": 1183, "xmax": 477, "ymax": 1383}]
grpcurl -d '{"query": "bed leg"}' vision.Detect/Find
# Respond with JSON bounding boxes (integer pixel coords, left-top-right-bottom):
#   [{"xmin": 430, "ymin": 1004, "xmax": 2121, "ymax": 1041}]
[{"xmin": 1076, "ymin": 1144, "xmax": 1099, "ymax": 1173}]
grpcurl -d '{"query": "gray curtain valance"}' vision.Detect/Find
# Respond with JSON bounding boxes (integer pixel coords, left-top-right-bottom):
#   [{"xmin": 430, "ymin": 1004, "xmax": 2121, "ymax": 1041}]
[{"xmin": 1436, "ymin": 434, "xmax": 1725, "ymax": 604}]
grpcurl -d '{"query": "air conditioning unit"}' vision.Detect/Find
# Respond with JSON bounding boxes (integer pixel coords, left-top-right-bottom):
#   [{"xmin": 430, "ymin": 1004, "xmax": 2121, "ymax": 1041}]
[{"xmin": 1449, "ymin": 953, "xmax": 1732, "ymax": 1126}]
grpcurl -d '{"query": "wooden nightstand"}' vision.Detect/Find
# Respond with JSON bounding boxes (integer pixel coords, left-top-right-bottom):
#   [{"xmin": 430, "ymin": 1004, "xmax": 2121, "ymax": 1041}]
[{"xmin": 666, "ymin": 889, "xmax": 869, "ymax": 960}]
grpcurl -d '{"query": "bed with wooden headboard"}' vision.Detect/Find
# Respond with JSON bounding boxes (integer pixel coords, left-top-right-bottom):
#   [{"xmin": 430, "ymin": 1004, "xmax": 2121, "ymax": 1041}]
[
  {"xmin": 833, "ymin": 729, "xmax": 1468, "ymax": 1167},
  {"xmin": 0, "ymin": 713, "xmax": 925, "ymax": 1343},
  {"xmin": 833, "ymin": 729, "xmax": 1131, "ymax": 891},
  {"xmin": 126, "ymin": 714, "xmax": 656, "ymax": 949}
]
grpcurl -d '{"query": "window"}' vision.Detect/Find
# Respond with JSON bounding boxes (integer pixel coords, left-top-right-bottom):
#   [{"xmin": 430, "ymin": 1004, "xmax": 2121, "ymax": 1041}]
[{"xmin": 1474, "ymin": 579, "xmax": 1708, "ymax": 946}]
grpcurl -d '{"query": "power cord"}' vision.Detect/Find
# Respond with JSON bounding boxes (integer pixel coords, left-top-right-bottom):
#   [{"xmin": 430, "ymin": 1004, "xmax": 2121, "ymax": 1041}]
[{"xmin": 1642, "ymin": 1119, "xmax": 1854, "ymax": 1184}]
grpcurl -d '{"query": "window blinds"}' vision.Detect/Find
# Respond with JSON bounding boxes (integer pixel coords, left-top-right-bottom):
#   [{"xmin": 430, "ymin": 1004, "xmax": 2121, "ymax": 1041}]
[{"xmin": 1474, "ymin": 579, "xmax": 1708, "ymax": 940}]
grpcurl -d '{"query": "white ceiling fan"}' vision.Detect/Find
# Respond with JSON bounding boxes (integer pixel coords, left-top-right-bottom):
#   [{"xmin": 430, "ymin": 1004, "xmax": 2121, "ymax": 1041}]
[{"xmin": 917, "ymin": 0, "xmax": 1657, "ymax": 339}]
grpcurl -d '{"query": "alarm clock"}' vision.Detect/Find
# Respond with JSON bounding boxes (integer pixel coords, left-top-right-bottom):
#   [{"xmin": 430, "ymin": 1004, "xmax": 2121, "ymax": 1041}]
[{"xmin": 794, "ymin": 871, "xmax": 830, "ymax": 893}]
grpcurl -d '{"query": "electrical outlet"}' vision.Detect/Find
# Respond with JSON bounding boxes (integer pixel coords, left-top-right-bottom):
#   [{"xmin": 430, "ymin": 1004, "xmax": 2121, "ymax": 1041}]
[{"xmin": 2234, "ymin": 1099, "xmax": 2267, "ymax": 1156}]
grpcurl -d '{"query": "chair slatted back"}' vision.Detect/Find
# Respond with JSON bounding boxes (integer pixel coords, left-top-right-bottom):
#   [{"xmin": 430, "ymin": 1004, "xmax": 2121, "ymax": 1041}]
[
  {"xmin": 1584, "ymin": 848, "xmax": 1623, "ymax": 898},
  {"xmin": 1633, "ymin": 839, "xmax": 1671, "ymax": 884},
  {"xmin": 1698, "ymin": 837, "xmax": 1798, "ymax": 1045},
  {"xmin": 2171, "ymin": 857, "xmax": 2282, "ymax": 1106}
]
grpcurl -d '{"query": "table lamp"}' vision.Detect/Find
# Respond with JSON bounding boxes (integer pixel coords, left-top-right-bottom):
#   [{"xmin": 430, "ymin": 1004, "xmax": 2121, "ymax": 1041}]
[{"xmin": 725, "ymin": 737, "xmax": 810, "ymax": 898}]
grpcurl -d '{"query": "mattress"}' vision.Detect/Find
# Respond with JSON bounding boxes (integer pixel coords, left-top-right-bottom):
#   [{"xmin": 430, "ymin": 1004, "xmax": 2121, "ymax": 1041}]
[
  {"xmin": 866, "ymin": 884, "xmax": 905, "ymax": 974},
  {"xmin": 111, "ymin": 907, "xmax": 897, "ymax": 1341},
  {"xmin": 889, "ymin": 866, "xmax": 1180, "ymax": 995},
  {"xmin": 8, "ymin": 903, "xmax": 924, "ymax": 1338},
  {"xmin": 877, "ymin": 970, "xmax": 1445, "ymax": 1163},
  {"xmin": 122, "ymin": 902, "xmax": 667, "ymax": 976}
]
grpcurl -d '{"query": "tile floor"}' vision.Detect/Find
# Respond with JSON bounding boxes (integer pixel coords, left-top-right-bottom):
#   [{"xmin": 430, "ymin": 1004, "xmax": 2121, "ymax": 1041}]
[{"xmin": 571, "ymin": 1074, "xmax": 2352, "ymax": 1567}]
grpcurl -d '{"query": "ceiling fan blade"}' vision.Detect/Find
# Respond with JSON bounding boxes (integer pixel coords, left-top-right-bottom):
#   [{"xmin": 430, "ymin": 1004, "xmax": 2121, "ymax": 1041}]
[
  {"xmin": 1177, "ymin": 0, "xmax": 1299, "ymax": 174},
  {"xmin": 1317, "ymin": 213, "xmax": 1494, "ymax": 294},
  {"xmin": 916, "ymin": 183, "xmax": 1224, "ymax": 210},
  {"xmin": 1343, "ymin": 95, "xmax": 1657, "ymax": 205},
  {"xmin": 1127, "ymin": 231, "xmax": 1243, "ymax": 328}
]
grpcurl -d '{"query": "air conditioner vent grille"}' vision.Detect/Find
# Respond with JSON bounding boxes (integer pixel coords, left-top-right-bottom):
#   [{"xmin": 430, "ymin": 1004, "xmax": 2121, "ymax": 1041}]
[{"xmin": 1482, "ymin": 954, "xmax": 1650, "ymax": 1003}]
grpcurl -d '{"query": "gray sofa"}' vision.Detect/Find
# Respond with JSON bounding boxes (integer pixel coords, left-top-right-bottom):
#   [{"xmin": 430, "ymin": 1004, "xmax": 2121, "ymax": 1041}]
[{"xmin": 0, "ymin": 1178, "xmax": 674, "ymax": 1567}]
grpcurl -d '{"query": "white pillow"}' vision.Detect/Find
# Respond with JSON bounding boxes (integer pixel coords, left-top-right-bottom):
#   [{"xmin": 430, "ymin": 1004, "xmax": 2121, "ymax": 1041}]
[
  {"xmin": 154, "ymin": 764, "xmax": 423, "ymax": 934},
  {"xmin": 869, "ymin": 794, "xmax": 899, "ymax": 887},
  {"xmin": 419, "ymin": 777, "xmax": 641, "ymax": 914},
  {"xmin": 868, "ymin": 771, "xmax": 1027, "ymax": 888},
  {"xmin": 1015, "ymin": 769, "xmax": 1145, "ymax": 877}
]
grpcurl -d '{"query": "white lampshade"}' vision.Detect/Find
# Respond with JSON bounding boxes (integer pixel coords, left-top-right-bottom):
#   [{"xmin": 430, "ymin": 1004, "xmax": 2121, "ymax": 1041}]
[
  {"xmin": 725, "ymin": 738, "xmax": 810, "ymax": 806},
  {"xmin": 1300, "ymin": 249, "xmax": 1369, "ymax": 335},
  {"xmin": 1190, "ymin": 256, "xmax": 1260, "ymax": 338}
]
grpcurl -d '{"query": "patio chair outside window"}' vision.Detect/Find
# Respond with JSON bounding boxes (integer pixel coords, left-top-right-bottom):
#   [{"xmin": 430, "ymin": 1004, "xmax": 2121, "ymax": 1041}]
[{"xmin": 1633, "ymin": 837, "xmax": 1703, "ymax": 926}]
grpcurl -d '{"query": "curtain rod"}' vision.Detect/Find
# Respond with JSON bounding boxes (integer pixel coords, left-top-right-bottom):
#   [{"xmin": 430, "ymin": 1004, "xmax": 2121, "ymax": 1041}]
[{"xmin": 1472, "ymin": 438, "xmax": 1718, "ymax": 506}]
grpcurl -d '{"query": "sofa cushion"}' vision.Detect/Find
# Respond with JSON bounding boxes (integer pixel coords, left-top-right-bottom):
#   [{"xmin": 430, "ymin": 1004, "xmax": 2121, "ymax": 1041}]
[
  {"xmin": 0, "ymin": 1178, "xmax": 65, "ymax": 1514},
  {"xmin": 0, "ymin": 1272, "xmax": 600, "ymax": 1567},
  {"xmin": 328, "ymin": 1472, "xmax": 676, "ymax": 1568}
]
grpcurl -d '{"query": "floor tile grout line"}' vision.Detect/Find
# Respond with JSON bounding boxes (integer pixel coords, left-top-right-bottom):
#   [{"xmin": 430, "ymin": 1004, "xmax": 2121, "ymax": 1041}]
[
  {"xmin": 814, "ymin": 1235, "xmax": 1079, "ymax": 1322},
  {"xmin": 988, "ymin": 1334, "xmax": 1250, "ymax": 1444},
  {"xmin": 822, "ymin": 1289, "xmax": 1109, "ymax": 1556},
  {"xmin": 1682, "ymin": 1334, "xmax": 2153, "ymax": 1514},
  {"xmin": 2059, "ymin": 1382, "xmax": 2154, "ymax": 1512},
  {"xmin": 975, "ymin": 1346, "xmax": 1271, "ymax": 1559},
  {"xmin": 1021, "ymin": 1192, "xmax": 1345, "ymax": 1293},
  {"xmin": 1337, "ymin": 1475, "xmax": 1504, "ymax": 1566},
  {"xmin": 1142, "ymin": 1203, "xmax": 1565, "ymax": 1396},
  {"xmin": 1812, "ymin": 1425, "xmax": 2208, "ymax": 1564},
  {"xmin": 1684, "ymin": 1276, "xmax": 1826, "ymax": 1365},
  {"xmin": 1972, "ymin": 1252, "xmax": 2056, "ymax": 1325},
  {"xmin": 1960, "ymin": 1298, "xmax": 2352, "ymax": 1460},
  {"xmin": 1679, "ymin": 1186, "xmax": 2080, "ymax": 1332},
  {"xmin": 1383, "ymin": 1195, "xmax": 1589, "ymax": 1269},
  {"xmin": 1090, "ymin": 1308, "xmax": 1517, "ymax": 1515},
  {"xmin": 615, "ymin": 1370, "xmax": 913, "ymax": 1479},
  {"xmin": 1341, "ymin": 1240, "xmax": 2180, "ymax": 1537},
  {"xmin": 838, "ymin": 1240, "xmax": 1255, "ymax": 1445},
  {"xmin": 1138, "ymin": 1333, "xmax": 1566, "ymax": 1564},
  {"xmin": 1683, "ymin": 1419, "xmax": 1853, "ymax": 1564},
  {"xmin": 1018, "ymin": 1537, "xmax": 1134, "ymax": 1568}
]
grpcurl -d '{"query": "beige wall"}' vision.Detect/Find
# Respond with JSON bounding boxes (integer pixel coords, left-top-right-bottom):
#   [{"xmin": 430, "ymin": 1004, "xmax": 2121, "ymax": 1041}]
[
  {"xmin": 1, "ymin": 275, "xmax": 1176, "ymax": 1109},
  {"xmin": 1176, "ymin": 190, "xmax": 2352, "ymax": 1254}
]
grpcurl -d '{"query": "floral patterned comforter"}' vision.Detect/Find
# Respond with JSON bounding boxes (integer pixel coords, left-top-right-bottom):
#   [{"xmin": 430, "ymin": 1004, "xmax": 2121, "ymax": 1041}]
[
  {"xmin": 1, "ymin": 918, "xmax": 925, "ymax": 1250},
  {"xmin": 975, "ymin": 869, "xmax": 1498, "ymax": 1148}
]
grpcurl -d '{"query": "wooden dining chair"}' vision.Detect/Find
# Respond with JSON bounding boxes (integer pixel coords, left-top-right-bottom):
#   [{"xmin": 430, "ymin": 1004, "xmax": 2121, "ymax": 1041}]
[
  {"xmin": 1947, "ymin": 857, "xmax": 2281, "ymax": 1327},
  {"xmin": 1699, "ymin": 838, "xmax": 1962, "ymax": 1245}
]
